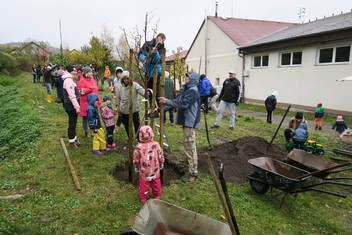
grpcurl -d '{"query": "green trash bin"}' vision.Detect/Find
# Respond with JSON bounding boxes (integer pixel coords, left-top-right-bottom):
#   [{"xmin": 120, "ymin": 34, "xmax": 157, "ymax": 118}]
[{"xmin": 131, "ymin": 199, "xmax": 231, "ymax": 235}]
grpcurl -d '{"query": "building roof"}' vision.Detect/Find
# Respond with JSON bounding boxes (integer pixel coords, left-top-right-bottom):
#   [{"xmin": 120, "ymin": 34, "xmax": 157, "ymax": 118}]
[
  {"xmin": 166, "ymin": 50, "xmax": 188, "ymax": 62},
  {"xmin": 208, "ymin": 16, "xmax": 297, "ymax": 46},
  {"xmin": 240, "ymin": 11, "xmax": 352, "ymax": 50}
]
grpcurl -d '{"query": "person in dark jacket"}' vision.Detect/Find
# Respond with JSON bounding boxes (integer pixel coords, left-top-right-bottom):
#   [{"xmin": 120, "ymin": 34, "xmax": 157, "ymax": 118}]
[
  {"xmin": 264, "ymin": 91, "xmax": 278, "ymax": 124},
  {"xmin": 332, "ymin": 115, "xmax": 348, "ymax": 140},
  {"xmin": 292, "ymin": 122, "xmax": 309, "ymax": 149},
  {"xmin": 199, "ymin": 74, "xmax": 211, "ymax": 114},
  {"xmin": 62, "ymin": 65, "xmax": 81, "ymax": 148},
  {"xmin": 139, "ymin": 33, "xmax": 166, "ymax": 106},
  {"xmin": 211, "ymin": 70, "xmax": 241, "ymax": 130},
  {"xmin": 43, "ymin": 65, "xmax": 57, "ymax": 102},
  {"xmin": 163, "ymin": 71, "xmax": 176, "ymax": 124},
  {"xmin": 159, "ymin": 72, "xmax": 201, "ymax": 183},
  {"xmin": 36, "ymin": 64, "xmax": 42, "ymax": 83},
  {"xmin": 31, "ymin": 64, "xmax": 37, "ymax": 83}
]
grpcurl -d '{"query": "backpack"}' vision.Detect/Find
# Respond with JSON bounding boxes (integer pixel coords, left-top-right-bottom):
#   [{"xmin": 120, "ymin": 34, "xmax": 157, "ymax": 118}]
[{"xmin": 210, "ymin": 85, "xmax": 217, "ymax": 97}]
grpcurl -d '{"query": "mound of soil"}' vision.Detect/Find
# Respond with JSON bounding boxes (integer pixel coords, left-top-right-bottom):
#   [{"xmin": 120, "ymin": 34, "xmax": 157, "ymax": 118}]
[
  {"xmin": 113, "ymin": 136, "xmax": 287, "ymax": 186},
  {"xmin": 197, "ymin": 136, "xmax": 287, "ymax": 184}
]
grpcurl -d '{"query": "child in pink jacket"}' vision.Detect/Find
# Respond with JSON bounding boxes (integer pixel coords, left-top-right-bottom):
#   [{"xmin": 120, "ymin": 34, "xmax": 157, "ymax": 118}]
[
  {"xmin": 100, "ymin": 96, "xmax": 116, "ymax": 148},
  {"xmin": 133, "ymin": 125, "xmax": 164, "ymax": 203}
]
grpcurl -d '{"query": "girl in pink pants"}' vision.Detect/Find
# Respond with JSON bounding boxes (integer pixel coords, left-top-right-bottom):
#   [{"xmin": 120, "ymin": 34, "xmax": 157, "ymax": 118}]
[{"xmin": 133, "ymin": 125, "xmax": 164, "ymax": 203}]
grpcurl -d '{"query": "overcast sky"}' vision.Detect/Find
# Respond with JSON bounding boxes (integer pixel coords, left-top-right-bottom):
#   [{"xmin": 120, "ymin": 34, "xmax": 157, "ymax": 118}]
[{"xmin": 1, "ymin": 0, "xmax": 351, "ymax": 55}]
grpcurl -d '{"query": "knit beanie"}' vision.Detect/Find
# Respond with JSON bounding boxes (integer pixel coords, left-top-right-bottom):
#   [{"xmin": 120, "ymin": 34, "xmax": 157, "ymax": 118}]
[
  {"xmin": 82, "ymin": 66, "xmax": 92, "ymax": 77},
  {"xmin": 295, "ymin": 112, "xmax": 303, "ymax": 119},
  {"xmin": 103, "ymin": 96, "xmax": 112, "ymax": 109}
]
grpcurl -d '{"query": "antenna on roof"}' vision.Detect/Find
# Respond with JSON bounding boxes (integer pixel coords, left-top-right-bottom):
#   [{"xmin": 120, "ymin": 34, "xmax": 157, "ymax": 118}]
[
  {"xmin": 215, "ymin": 1, "xmax": 218, "ymax": 18},
  {"xmin": 297, "ymin": 6, "xmax": 306, "ymax": 24}
]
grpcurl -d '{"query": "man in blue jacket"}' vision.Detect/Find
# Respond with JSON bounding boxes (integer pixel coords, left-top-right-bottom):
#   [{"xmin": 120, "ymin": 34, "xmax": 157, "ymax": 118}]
[
  {"xmin": 159, "ymin": 72, "xmax": 201, "ymax": 183},
  {"xmin": 199, "ymin": 74, "xmax": 211, "ymax": 114}
]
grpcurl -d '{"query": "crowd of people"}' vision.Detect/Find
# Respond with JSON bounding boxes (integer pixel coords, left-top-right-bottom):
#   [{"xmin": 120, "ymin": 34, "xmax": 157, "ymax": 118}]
[
  {"xmin": 38, "ymin": 63, "xmax": 242, "ymax": 202},
  {"xmin": 34, "ymin": 33, "xmax": 350, "ymax": 203}
]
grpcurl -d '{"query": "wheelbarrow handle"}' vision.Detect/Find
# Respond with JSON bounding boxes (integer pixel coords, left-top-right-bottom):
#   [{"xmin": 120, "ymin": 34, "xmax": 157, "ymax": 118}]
[{"xmin": 298, "ymin": 161, "xmax": 351, "ymax": 179}]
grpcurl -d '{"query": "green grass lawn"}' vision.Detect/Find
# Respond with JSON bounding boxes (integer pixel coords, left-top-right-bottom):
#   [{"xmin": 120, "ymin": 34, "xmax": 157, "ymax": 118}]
[{"xmin": 1, "ymin": 73, "xmax": 351, "ymax": 234}]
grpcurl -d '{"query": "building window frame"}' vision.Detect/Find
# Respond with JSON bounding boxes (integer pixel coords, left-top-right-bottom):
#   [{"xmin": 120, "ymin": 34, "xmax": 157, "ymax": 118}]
[
  {"xmin": 253, "ymin": 55, "xmax": 269, "ymax": 68},
  {"xmin": 280, "ymin": 51, "xmax": 302, "ymax": 66},
  {"xmin": 317, "ymin": 45, "xmax": 351, "ymax": 64}
]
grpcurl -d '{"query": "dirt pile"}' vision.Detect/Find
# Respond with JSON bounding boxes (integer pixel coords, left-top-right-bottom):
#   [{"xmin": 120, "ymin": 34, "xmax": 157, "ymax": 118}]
[
  {"xmin": 113, "ymin": 136, "xmax": 287, "ymax": 186},
  {"xmin": 197, "ymin": 136, "xmax": 287, "ymax": 184}
]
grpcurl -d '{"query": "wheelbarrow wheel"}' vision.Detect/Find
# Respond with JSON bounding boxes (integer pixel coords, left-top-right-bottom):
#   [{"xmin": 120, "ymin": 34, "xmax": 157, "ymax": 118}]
[{"xmin": 249, "ymin": 179, "xmax": 269, "ymax": 194}]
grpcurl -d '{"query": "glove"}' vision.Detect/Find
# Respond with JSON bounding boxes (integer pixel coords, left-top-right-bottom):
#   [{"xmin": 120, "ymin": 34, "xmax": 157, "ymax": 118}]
[
  {"xmin": 134, "ymin": 168, "xmax": 139, "ymax": 173},
  {"xmin": 93, "ymin": 129, "xmax": 98, "ymax": 133},
  {"xmin": 160, "ymin": 163, "xmax": 164, "ymax": 170}
]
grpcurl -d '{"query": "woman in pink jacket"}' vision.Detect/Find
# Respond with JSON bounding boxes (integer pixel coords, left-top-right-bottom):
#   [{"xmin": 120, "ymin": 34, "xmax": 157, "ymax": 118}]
[
  {"xmin": 77, "ymin": 66, "xmax": 101, "ymax": 137},
  {"xmin": 133, "ymin": 125, "xmax": 164, "ymax": 203}
]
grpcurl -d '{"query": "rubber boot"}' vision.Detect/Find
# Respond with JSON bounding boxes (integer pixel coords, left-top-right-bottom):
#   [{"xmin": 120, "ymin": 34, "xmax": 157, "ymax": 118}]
[
  {"xmin": 48, "ymin": 94, "xmax": 53, "ymax": 102},
  {"xmin": 46, "ymin": 94, "xmax": 52, "ymax": 103}
]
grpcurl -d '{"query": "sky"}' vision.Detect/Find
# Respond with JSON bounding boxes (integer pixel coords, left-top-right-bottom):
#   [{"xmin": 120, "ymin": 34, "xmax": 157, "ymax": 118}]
[{"xmin": 1, "ymin": 0, "xmax": 351, "ymax": 55}]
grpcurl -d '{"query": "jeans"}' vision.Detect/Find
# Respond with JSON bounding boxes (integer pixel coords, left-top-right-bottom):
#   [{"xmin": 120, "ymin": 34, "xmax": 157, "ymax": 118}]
[
  {"xmin": 44, "ymin": 83, "xmax": 52, "ymax": 94},
  {"xmin": 215, "ymin": 100, "xmax": 236, "ymax": 128}
]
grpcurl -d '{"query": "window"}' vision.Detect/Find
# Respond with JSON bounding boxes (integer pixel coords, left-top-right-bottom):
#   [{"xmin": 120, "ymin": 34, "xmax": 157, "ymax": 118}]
[
  {"xmin": 280, "ymin": 51, "xmax": 302, "ymax": 66},
  {"xmin": 318, "ymin": 46, "xmax": 350, "ymax": 64},
  {"xmin": 253, "ymin": 55, "xmax": 269, "ymax": 67}
]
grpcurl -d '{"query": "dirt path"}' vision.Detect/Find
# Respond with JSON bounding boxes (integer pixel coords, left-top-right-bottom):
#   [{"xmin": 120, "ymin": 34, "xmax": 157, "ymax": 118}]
[{"xmin": 237, "ymin": 109, "xmax": 347, "ymax": 140}]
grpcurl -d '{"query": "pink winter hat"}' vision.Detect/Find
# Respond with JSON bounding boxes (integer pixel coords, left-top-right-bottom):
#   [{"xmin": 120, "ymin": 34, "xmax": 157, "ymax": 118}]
[{"xmin": 337, "ymin": 116, "xmax": 343, "ymax": 121}]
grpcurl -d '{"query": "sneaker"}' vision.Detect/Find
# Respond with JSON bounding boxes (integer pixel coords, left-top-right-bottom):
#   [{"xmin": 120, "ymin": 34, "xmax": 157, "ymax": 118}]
[
  {"xmin": 229, "ymin": 127, "xmax": 234, "ymax": 130},
  {"xmin": 182, "ymin": 174, "xmax": 197, "ymax": 183},
  {"xmin": 75, "ymin": 139, "xmax": 81, "ymax": 147},
  {"xmin": 111, "ymin": 143, "xmax": 116, "ymax": 148},
  {"xmin": 318, "ymin": 127, "xmax": 322, "ymax": 130},
  {"xmin": 107, "ymin": 144, "xmax": 112, "ymax": 148},
  {"xmin": 211, "ymin": 125, "xmax": 220, "ymax": 128},
  {"xmin": 69, "ymin": 142, "xmax": 79, "ymax": 149},
  {"xmin": 104, "ymin": 148, "xmax": 111, "ymax": 153},
  {"xmin": 92, "ymin": 150, "xmax": 103, "ymax": 155}
]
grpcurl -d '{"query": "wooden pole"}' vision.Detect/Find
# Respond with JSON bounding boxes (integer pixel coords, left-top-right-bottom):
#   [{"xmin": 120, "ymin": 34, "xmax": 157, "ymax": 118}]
[
  {"xmin": 60, "ymin": 138, "xmax": 81, "ymax": 191},
  {"xmin": 159, "ymin": 51, "xmax": 166, "ymax": 185},
  {"xmin": 266, "ymin": 105, "xmax": 291, "ymax": 153},
  {"xmin": 205, "ymin": 153, "xmax": 236, "ymax": 235},
  {"xmin": 128, "ymin": 49, "xmax": 134, "ymax": 183},
  {"xmin": 149, "ymin": 67, "xmax": 158, "ymax": 130}
]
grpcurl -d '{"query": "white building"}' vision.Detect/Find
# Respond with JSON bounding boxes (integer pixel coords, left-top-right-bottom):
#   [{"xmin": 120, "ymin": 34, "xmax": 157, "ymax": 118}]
[
  {"xmin": 185, "ymin": 16, "xmax": 295, "ymax": 88},
  {"xmin": 239, "ymin": 12, "xmax": 352, "ymax": 115},
  {"xmin": 185, "ymin": 12, "xmax": 352, "ymax": 115}
]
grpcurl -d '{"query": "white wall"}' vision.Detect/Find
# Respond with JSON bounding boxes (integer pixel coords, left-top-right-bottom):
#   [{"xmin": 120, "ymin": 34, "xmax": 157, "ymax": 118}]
[
  {"xmin": 243, "ymin": 40, "xmax": 352, "ymax": 112},
  {"xmin": 186, "ymin": 19, "xmax": 243, "ymax": 88}
]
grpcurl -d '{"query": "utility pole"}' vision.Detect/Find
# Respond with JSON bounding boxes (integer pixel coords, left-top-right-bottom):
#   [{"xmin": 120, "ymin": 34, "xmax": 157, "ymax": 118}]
[{"xmin": 59, "ymin": 19, "xmax": 63, "ymax": 61}]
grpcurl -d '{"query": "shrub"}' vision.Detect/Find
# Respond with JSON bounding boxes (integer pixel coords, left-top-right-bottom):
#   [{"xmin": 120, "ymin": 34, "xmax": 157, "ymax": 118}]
[{"xmin": 0, "ymin": 53, "xmax": 19, "ymax": 75}]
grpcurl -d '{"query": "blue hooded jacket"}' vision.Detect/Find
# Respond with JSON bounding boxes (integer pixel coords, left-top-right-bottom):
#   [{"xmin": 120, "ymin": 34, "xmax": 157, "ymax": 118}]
[
  {"xmin": 165, "ymin": 72, "xmax": 201, "ymax": 128},
  {"xmin": 199, "ymin": 75, "xmax": 211, "ymax": 97},
  {"xmin": 293, "ymin": 122, "xmax": 309, "ymax": 142},
  {"xmin": 86, "ymin": 93, "xmax": 102, "ymax": 130}
]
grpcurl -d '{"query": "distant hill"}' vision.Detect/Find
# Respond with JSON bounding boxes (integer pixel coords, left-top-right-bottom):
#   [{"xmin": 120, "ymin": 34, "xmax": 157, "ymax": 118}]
[{"xmin": 1, "ymin": 42, "xmax": 60, "ymax": 54}]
